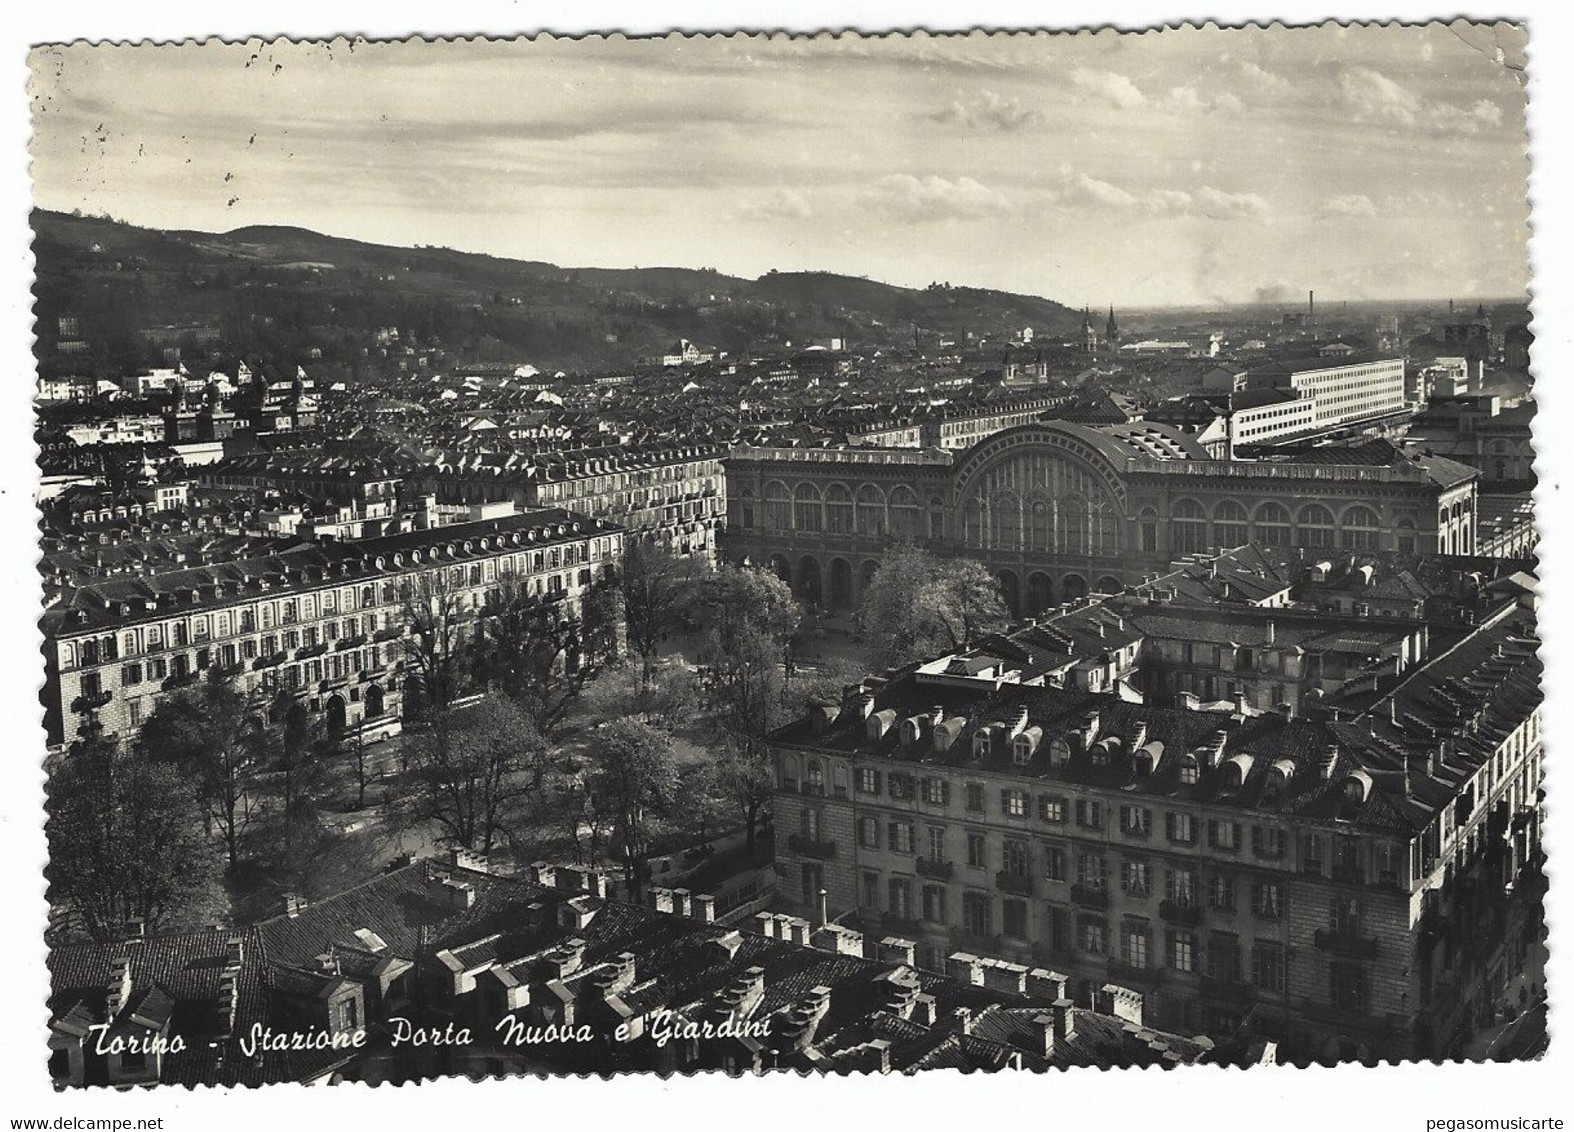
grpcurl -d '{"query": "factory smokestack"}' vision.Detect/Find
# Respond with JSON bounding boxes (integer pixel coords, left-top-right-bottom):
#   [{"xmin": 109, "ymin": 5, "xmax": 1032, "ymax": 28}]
[{"xmin": 1308, "ymin": 289, "xmax": 1315, "ymax": 320}]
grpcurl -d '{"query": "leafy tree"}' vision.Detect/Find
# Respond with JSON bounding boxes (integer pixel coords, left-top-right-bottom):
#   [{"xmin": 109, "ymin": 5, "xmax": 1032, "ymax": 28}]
[
  {"xmin": 694, "ymin": 565, "xmax": 803, "ymax": 852},
  {"xmin": 859, "ymin": 545, "xmax": 1010, "ymax": 669},
  {"xmin": 473, "ymin": 570, "xmax": 620, "ymax": 737},
  {"xmin": 580, "ymin": 657, "xmax": 700, "ymax": 731},
  {"xmin": 250, "ymin": 694, "xmax": 334, "ymax": 867},
  {"xmin": 402, "ymin": 696, "xmax": 553, "ymax": 855},
  {"xmin": 618, "ymin": 542, "xmax": 704, "ymax": 689},
  {"xmin": 46, "ymin": 722, "xmax": 224, "ymax": 942},
  {"xmin": 590, "ymin": 718, "xmax": 681, "ymax": 900},
  {"xmin": 137, "ymin": 671, "xmax": 261, "ymax": 866}
]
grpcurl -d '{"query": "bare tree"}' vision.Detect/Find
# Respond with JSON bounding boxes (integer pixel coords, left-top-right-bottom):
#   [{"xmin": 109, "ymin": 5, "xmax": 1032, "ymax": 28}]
[
  {"xmin": 399, "ymin": 567, "xmax": 471, "ymax": 720},
  {"xmin": 402, "ymin": 696, "xmax": 553, "ymax": 855},
  {"xmin": 473, "ymin": 569, "xmax": 620, "ymax": 737}
]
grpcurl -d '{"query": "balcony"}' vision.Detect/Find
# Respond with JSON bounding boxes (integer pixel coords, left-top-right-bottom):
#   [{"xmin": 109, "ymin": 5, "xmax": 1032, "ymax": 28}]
[
  {"xmin": 915, "ymin": 857, "xmax": 954, "ymax": 881},
  {"xmin": 295, "ymin": 642, "xmax": 329, "ymax": 660},
  {"xmin": 1200, "ymin": 976, "xmax": 1255, "ymax": 1006},
  {"xmin": 1331, "ymin": 863, "xmax": 1367, "ymax": 886},
  {"xmin": 1107, "ymin": 959, "xmax": 1163, "ymax": 990},
  {"xmin": 882, "ymin": 912, "xmax": 926, "ymax": 937},
  {"xmin": 1313, "ymin": 927, "xmax": 1379, "ymax": 959},
  {"xmin": 70, "ymin": 689, "xmax": 112, "ymax": 713},
  {"xmin": 335, "ymin": 635, "xmax": 368, "ymax": 651},
  {"xmin": 374, "ymin": 626, "xmax": 405, "ymax": 643},
  {"xmin": 253, "ymin": 652, "xmax": 286, "ymax": 670},
  {"xmin": 786, "ymin": 833, "xmax": 837, "ymax": 861},
  {"xmin": 1159, "ymin": 900, "xmax": 1203, "ymax": 926},
  {"xmin": 1070, "ymin": 884, "xmax": 1109, "ymax": 910},
  {"xmin": 161, "ymin": 671, "xmax": 198, "ymax": 691},
  {"xmin": 997, "ymin": 871, "xmax": 1034, "ymax": 897}
]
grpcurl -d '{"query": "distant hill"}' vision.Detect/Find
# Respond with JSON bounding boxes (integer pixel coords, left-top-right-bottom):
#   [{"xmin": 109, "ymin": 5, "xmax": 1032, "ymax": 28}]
[{"xmin": 30, "ymin": 209, "xmax": 1080, "ymax": 376}]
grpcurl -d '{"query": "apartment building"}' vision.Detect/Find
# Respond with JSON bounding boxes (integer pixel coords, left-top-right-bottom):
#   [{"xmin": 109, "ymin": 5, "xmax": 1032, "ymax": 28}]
[
  {"xmin": 770, "ymin": 601, "xmax": 1542, "ymax": 1062},
  {"xmin": 41, "ymin": 509, "xmax": 624, "ymax": 752},
  {"xmin": 1245, "ymin": 355, "xmax": 1408, "ymax": 431}
]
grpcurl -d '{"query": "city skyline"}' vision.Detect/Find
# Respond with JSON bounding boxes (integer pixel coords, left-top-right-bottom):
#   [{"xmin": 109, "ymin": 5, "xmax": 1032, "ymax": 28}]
[{"xmin": 29, "ymin": 23, "xmax": 1531, "ymax": 308}]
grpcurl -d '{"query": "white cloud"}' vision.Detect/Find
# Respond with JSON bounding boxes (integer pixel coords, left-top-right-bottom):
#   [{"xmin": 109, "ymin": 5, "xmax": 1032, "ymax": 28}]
[
  {"xmin": 1238, "ymin": 60, "xmax": 1291, "ymax": 94},
  {"xmin": 1339, "ymin": 66, "xmax": 1421, "ymax": 127},
  {"xmin": 1070, "ymin": 68, "xmax": 1145, "ymax": 109},
  {"xmin": 1194, "ymin": 186, "xmax": 1272, "ymax": 220},
  {"xmin": 1339, "ymin": 67, "xmax": 1510, "ymax": 136},
  {"xmin": 926, "ymin": 89, "xmax": 1043, "ymax": 131},
  {"xmin": 1318, "ymin": 193, "xmax": 1380, "ymax": 219},
  {"xmin": 859, "ymin": 174, "xmax": 1014, "ymax": 222},
  {"xmin": 1038, "ymin": 168, "xmax": 1269, "ymax": 222},
  {"xmin": 1167, "ymin": 86, "xmax": 1244, "ymax": 115},
  {"xmin": 737, "ymin": 188, "xmax": 812, "ymax": 221}
]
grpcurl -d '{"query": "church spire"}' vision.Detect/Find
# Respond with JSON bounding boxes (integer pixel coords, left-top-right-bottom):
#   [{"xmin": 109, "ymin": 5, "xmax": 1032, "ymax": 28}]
[{"xmin": 1105, "ymin": 304, "xmax": 1120, "ymax": 344}]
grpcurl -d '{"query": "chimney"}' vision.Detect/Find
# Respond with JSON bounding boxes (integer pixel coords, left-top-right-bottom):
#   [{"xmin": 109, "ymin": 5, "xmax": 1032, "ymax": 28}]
[
  {"xmin": 982, "ymin": 959, "xmax": 1030, "ymax": 995},
  {"xmin": 1031, "ymin": 1012, "xmax": 1058, "ymax": 1058},
  {"xmin": 1051, "ymin": 998, "xmax": 1077, "ymax": 1043},
  {"xmin": 812, "ymin": 923, "xmax": 865, "ymax": 956},
  {"xmin": 671, "ymin": 888, "xmax": 692, "ymax": 918},
  {"xmin": 754, "ymin": 911, "xmax": 779, "ymax": 939},
  {"xmin": 1266, "ymin": 621, "xmax": 1276, "ymax": 645},
  {"xmin": 225, "ymin": 934, "xmax": 244, "ymax": 969},
  {"xmin": 783, "ymin": 916, "xmax": 812, "ymax": 946},
  {"xmin": 712, "ymin": 930, "xmax": 744, "ymax": 960},
  {"xmin": 816, "ymin": 887, "xmax": 829, "ymax": 928},
  {"xmin": 878, "ymin": 936, "xmax": 916, "ymax": 966},
  {"xmin": 693, "ymin": 893, "xmax": 717, "ymax": 924},
  {"xmin": 106, "ymin": 956, "xmax": 134, "ymax": 1018},
  {"xmin": 1028, "ymin": 968, "xmax": 1069, "ymax": 1001},
  {"xmin": 1098, "ymin": 984, "xmax": 1144, "ymax": 1027},
  {"xmin": 283, "ymin": 892, "xmax": 307, "ymax": 918},
  {"xmin": 946, "ymin": 952, "xmax": 984, "ymax": 986},
  {"xmin": 648, "ymin": 887, "xmax": 675, "ymax": 913}
]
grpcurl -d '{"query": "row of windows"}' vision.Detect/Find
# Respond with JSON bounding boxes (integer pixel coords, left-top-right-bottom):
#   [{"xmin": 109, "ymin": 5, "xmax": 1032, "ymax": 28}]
[
  {"xmin": 801, "ymin": 784, "xmax": 1405, "ymax": 882},
  {"xmin": 65, "ymin": 565, "xmax": 590, "ymax": 668}
]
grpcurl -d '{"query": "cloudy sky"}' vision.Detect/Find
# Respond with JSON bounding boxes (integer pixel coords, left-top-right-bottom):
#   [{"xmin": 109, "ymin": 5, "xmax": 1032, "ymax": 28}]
[{"xmin": 29, "ymin": 23, "xmax": 1531, "ymax": 307}]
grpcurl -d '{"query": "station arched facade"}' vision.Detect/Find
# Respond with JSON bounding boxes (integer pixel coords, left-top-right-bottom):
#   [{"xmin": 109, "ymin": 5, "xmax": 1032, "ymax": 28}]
[{"xmin": 722, "ymin": 421, "xmax": 1478, "ymax": 616}]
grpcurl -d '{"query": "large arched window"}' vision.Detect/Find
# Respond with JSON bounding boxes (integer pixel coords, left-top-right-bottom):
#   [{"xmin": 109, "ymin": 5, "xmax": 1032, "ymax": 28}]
[
  {"xmin": 825, "ymin": 483, "xmax": 854, "ymax": 534},
  {"xmin": 889, "ymin": 485, "xmax": 920, "ymax": 538},
  {"xmin": 763, "ymin": 481, "xmax": 792, "ymax": 531},
  {"xmin": 793, "ymin": 483, "xmax": 823, "ymax": 532},
  {"xmin": 1213, "ymin": 500, "xmax": 1249, "ymax": 547},
  {"xmin": 1340, "ymin": 505, "xmax": 1381, "ymax": 551},
  {"xmin": 1059, "ymin": 496, "xmax": 1087, "ymax": 555},
  {"xmin": 1297, "ymin": 504, "xmax": 1336, "ymax": 548},
  {"xmin": 1030, "ymin": 499, "xmax": 1053, "ymax": 551},
  {"xmin": 994, "ymin": 491, "xmax": 1022, "ymax": 551},
  {"xmin": 963, "ymin": 496, "xmax": 986, "ymax": 547},
  {"xmin": 856, "ymin": 484, "xmax": 887, "ymax": 537},
  {"xmin": 1172, "ymin": 498, "xmax": 1208, "ymax": 554},
  {"xmin": 1138, "ymin": 507, "xmax": 1158, "ymax": 553},
  {"xmin": 1254, "ymin": 501, "xmax": 1291, "ymax": 547}
]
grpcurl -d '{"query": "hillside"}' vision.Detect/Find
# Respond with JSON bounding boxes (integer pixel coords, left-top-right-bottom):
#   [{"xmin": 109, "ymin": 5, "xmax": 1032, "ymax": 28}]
[{"xmin": 30, "ymin": 210, "xmax": 1080, "ymax": 376}]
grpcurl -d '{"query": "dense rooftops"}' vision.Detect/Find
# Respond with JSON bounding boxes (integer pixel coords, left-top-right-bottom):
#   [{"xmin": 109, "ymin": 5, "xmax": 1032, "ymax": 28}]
[
  {"xmin": 42, "ymin": 507, "xmax": 619, "ymax": 635},
  {"xmin": 772, "ymin": 602, "xmax": 1539, "ymax": 839}
]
